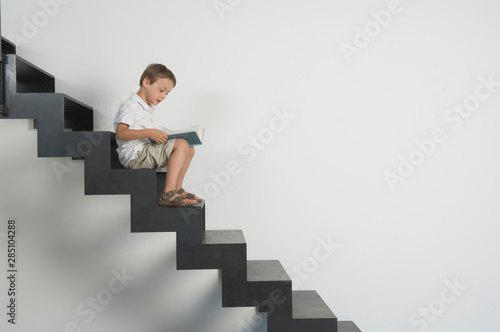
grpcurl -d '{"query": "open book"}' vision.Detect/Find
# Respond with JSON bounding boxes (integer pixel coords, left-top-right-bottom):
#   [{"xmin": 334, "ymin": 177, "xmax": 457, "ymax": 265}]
[{"xmin": 161, "ymin": 124, "xmax": 205, "ymax": 146}]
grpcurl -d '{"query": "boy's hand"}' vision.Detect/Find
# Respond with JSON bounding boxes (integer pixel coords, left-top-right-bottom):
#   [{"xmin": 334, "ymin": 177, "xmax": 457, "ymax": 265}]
[{"xmin": 148, "ymin": 129, "xmax": 169, "ymax": 144}]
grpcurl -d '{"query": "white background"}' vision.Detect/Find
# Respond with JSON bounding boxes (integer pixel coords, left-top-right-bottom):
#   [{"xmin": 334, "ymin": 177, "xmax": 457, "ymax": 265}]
[{"xmin": 1, "ymin": 0, "xmax": 500, "ymax": 331}]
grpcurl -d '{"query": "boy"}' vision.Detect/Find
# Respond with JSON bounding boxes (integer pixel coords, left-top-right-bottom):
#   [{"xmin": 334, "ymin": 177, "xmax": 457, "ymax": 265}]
[{"xmin": 114, "ymin": 63, "xmax": 201, "ymax": 206}]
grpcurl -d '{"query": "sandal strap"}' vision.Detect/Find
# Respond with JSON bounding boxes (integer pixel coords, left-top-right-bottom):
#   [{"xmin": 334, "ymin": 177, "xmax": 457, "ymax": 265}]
[
  {"xmin": 158, "ymin": 190, "xmax": 197, "ymax": 207},
  {"xmin": 177, "ymin": 188, "xmax": 196, "ymax": 200},
  {"xmin": 161, "ymin": 190, "xmax": 178, "ymax": 199},
  {"xmin": 170, "ymin": 195, "xmax": 187, "ymax": 204},
  {"xmin": 160, "ymin": 190, "xmax": 188, "ymax": 204}
]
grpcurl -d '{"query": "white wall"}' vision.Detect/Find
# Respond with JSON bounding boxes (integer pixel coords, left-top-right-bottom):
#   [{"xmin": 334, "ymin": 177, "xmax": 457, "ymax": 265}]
[{"xmin": 1, "ymin": 0, "xmax": 500, "ymax": 331}]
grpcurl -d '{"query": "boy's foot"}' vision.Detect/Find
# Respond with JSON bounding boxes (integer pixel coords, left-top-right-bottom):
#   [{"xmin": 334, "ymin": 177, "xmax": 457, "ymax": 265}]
[
  {"xmin": 177, "ymin": 188, "xmax": 203, "ymax": 202},
  {"xmin": 158, "ymin": 190, "xmax": 198, "ymax": 207}
]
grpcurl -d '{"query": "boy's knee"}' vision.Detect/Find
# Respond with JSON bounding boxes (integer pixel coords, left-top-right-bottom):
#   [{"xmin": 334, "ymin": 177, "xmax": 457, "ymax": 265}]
[
  {"xmin": 189, "ymin": 146, "xmax": 195, "ymax": 157},
  {"xmin": 174, "ymin": 138, "xmax": 189, "ymax": 151}
]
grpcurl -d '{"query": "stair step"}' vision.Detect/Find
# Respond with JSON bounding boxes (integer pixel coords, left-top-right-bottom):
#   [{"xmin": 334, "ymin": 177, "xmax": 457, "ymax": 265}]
[
  {"xmin": 246, "ymin": 260, "xmax": 292, "ymax": 313},
  {"xmin": 35, "ymin": 94, "xmax": 94, "ymax": 132},
  {"xmin": 202, "ymin": 230, "xmax": 246, "ymax": 245},
  {"xmin": 248, "ymin": 260, "xmax": 290, "ymax": 282},
  {"xmin": 110, "ymin": 132, "xmax": 125, "ymax": 169},
  {"xmin": 63, "ymin": 94, "xmax": 93, "ymax": 132},
  {"xmin": 338, "ymin": 321, "xmax": 362, "ymax": 332},
  {"xmin": 178, "ymin": 230, "xmax": 246, "ymax": 270},
  {"xmin": 292, "ymin": 291, "xmax": 336, "ymax": 320},
  {"xmin": 15, "ymin": 55, "xmax": 55, "ymax": 93}
]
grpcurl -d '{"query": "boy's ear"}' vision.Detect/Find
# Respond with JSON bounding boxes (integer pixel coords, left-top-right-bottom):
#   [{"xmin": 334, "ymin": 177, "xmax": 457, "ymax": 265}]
[{"xmin": 142, "ymin": 77, "xmax": 150, "ymax": 87}]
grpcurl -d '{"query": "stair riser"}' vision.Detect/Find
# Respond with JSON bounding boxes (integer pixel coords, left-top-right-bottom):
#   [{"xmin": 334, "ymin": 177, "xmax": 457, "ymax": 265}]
[
  {"xmin": 284, "ymin": 319, "xmax": 338, "ymax": 332},
  {"xmin": 223, "ymin": 281, "xmax": 293, "ymax": 309},
  {"xmin": 177, "ymin": 243, "xmax": 246, "ymax": 271}
]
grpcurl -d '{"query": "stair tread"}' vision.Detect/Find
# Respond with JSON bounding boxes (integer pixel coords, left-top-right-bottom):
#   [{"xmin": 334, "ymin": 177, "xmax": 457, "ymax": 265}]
[
  {"xmin": 338, "ymin": 321, "xmax": 362, "ymax": 332},
  {"xmin": 202, "ymin": 230, "xmax": 246, "ymax": 245},
  {"xmin": 292, "ymin": 290, "xmax": 336, "ymax": 320},
  {"xmin": 247, "ymin": 260, "xmax": 291, "ymax": 282}
]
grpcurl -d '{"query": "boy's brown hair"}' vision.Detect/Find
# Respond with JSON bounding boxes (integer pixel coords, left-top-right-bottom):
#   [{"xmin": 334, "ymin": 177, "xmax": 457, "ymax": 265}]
[{"xmin": 139, "ymin": 63, "xmax": 177, "ymax": 87}]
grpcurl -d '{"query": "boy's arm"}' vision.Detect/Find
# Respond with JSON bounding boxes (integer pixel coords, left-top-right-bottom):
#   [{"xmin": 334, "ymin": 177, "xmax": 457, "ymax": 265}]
[{"xmin": 115, "ymin": 123, "xmax": 169, "ymax": 144}]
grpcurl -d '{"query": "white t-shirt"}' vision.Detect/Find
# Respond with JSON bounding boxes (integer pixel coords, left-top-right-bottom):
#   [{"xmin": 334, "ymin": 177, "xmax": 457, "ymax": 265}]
[{"xmin": 113, "ymin": 93, "xmax": 156, "ymax": 167}]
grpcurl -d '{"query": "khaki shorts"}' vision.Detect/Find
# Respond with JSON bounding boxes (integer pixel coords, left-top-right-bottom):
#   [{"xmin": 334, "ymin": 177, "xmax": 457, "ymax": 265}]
[{"xmin": 126, "ymin": 139, "xmax": 176, "ymax": 172}]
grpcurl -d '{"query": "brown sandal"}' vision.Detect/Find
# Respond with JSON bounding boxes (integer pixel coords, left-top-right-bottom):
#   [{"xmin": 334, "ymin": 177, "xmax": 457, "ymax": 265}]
[
  {"xmin": 177, "ymin": 188, "xmax": 203, "ymax": 202},
  {"xmin": 158, "ymin": 190, "xmax": 198, "ymax": 207}
]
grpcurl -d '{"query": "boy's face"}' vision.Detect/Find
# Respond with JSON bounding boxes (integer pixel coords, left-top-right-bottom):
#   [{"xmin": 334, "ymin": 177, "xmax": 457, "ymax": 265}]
[{"xmin": 140, "ymin": 77, "xmax": 175, "ymax": 106}]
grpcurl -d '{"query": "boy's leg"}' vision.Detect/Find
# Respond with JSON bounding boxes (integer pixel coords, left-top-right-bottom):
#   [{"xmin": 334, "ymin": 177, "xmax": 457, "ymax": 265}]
[
  {"xmin": 163, "ymin": 139, "xmax": 196, "ymax": 203},
  {"xmin": 176, "ymin": 146, "xmax": 195, "ymax": 188},
  {"xmin": 175, "ymin": 146, "xmax": 201, "ymax": 201}
]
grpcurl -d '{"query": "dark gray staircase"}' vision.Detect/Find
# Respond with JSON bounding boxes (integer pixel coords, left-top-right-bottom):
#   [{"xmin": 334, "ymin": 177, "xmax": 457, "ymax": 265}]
[{"xmin": 1, "ymin": 18, "xmax": 361, "ymax": 331}]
